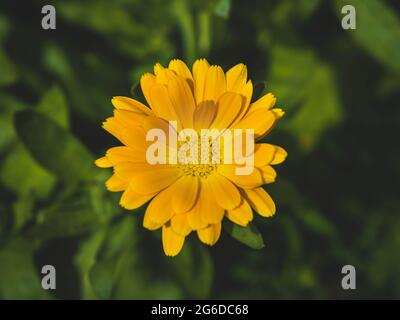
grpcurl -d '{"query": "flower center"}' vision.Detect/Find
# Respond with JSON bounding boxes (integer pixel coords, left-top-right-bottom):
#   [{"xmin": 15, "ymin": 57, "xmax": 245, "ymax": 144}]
[
  {"xmin": 179, "ymin": 163, "xmax": 217, "ymax": 178},
  {"xmin": 177, "ymin": 134, "xmax": 218, "ymax": 178}
]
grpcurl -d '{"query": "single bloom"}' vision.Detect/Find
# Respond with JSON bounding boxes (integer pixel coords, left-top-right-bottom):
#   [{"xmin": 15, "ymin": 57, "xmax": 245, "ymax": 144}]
[{"xmin": 95, "ymin": 58, "xmax": 287, "ymax": 256}]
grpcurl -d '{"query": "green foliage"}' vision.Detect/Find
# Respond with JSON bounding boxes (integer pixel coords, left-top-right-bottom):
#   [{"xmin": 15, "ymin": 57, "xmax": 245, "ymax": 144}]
[
  {"xmin": 0, "ymin": 239, "xmax": 49, "ymax": 299},
  {"xmin": 37, "ymin": 85, "xmax": 69, "ymax": 128},
  {"xmin": 31, "ymin": 206, "xmax": 101, "ymax": 241},
  {"xmin": 0, "ymin": 94, "xmax": 25, "ymax": 151},
  {"xmin": 269, "ymin": 45, "xmax": 342, "ymax": 149},
  {"xmin": 0, "ymin": 143, "xmax": 55, "ymax": 199},
  {"xmin": 0, "ymin": 0, "xmax": 399, "ymax": 300},
  {"xmin": 336, "ymin": 0, "xmax": 400, "ymax": 73},
  {"xmin": 0, "ymin": 86, "xmax": 69, "ymax": 199},
  {"xmin": 168, "ymin": 240, "xmax": 213, "ymax": 299},
  {"xmin": 223, "ymin": 221, "xmax": 265, "ymax": 249},
  {"xmin": 214, "ymin": 0, "xmax": 231, "ymax": 19},
  {"xmin": 0, "ymin": 50, "xmax": 17, "ymax": 86},
  {"xmin": 14, "ymin": 110, "xmax": 95, "ymax": 182}
]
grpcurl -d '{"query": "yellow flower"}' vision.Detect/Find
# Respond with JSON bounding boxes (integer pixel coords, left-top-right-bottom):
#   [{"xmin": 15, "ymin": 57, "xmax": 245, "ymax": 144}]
[{"xmin": 95, "ymin": 59, "xmax": 287, "ymax": 256}]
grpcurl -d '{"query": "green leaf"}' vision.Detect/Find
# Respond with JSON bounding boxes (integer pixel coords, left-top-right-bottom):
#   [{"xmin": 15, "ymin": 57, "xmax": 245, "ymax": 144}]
[
  {"xmin": 74, "ymin": 229, "xmax": 107, "ymax": 299},
  {"xmin": 37, "ymin": 85, "xmax": 69, "ymax": 128},
  {"xmin": 0, "ymin": 14, "xmax": 11, "ymax": 43},
  {"xmin": 173, "ymin": 0, "xmax": 196, "ymax": 62},
  {"xmin": 89, "ymin": 257, "xmax": 117, "ymax": 300},
  {"xmin": 97, "ymin": 217, "xmax": 136, "ymax": 261},
  {"xmin": 12, "ymin": 192, "xmax": 34, "ymax": 232},
  {"xmin": 298, "ymin": 209, "xmax": 337, "ymax": 239},
  {"xmin": 0, "ymin": 49, "xmax": 17, "ymax": 86},
  {"xmin": 0, "ymin": 94, "xmax": 25, "ymax": 153},
  {"xmin": 43, "ymin": 43, "xmax": 73, "ymax": 80},
  {"xmin": 30, "ymin": 206, "xmax": 101, "ymax": 241},
  {"xmin": 269, "ymin": 45, "xmax": 315, "ymax": 109},
  {"xmin": 214, "ymin": 0, "xmax": 231, "ymax": 19},
  {"xmin": 0, "ymin": 143, "xmax": 55, "ymax": 199},
  {"xmin": 168, "ymin": 241, "xmax": 213, "ymax": 299},
  {"xmin": 287, "ymin": 64, "xmax": 342, "ymax": 149},
  {"xmin": 223, "ymin": 221, "xmax": 265, "ymax": 249},
  {"xmin": 271, "ymin": 0, "xmax": 321, "ymax": 26},
  {"xmin": 269, "ymin": 45, "xmax": 342, "ymax": 149},
  {"xmin": 14, "ymin": 110, "xmax": 95, "ymax": 182},
  {"xmin": 336, "ymin": 0, "xmax": 400, "ymax": 73},
  {"xmin": 298, "ymin": 0, "xmax": 321, "ymax": 18},
  {"xmin": 0, "ymin": 238, "xmax": 50, "ymax": 299},
  {"xmin": 89, "ymin": 217, "xmax": 137, "ymax": 299},
  {"xmin": 0, "ymin": 88, "xmax": 69, "ymax": 198}
]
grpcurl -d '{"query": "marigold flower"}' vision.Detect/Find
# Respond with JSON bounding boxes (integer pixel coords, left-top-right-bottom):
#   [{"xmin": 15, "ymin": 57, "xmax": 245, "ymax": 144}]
[{"xmin": 95, "ymin": 59, "xmax": 287, "ymax": 256}]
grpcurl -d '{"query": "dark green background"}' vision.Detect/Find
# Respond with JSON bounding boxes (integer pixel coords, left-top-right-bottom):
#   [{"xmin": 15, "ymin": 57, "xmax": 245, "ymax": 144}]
[{"xmin": 0, "ymin": 0, "xmax": 400, "ymax": 299}]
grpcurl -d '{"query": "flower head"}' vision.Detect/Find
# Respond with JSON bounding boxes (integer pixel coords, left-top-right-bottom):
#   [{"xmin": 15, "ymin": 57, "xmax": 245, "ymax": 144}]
[{"xmin": 95, "ymin": 59, "xmax": 287, "ymax": 256}]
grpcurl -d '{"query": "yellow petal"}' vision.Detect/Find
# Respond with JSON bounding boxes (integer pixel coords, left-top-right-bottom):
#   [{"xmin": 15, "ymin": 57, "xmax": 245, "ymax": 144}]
[
  {"xmin": 113, "ymin": 162, "xmax": 163, "ymax": 181},
  {"xmin": 248, "ymin": 93, "xmax": 276, "ymax": 113},
  {"xmin": 153, "ymin": 62, "xmax": 164, "ymax": 76},
  {"xmin": 254, "ymin": 144, "xmax": 276, "ymax": 167},
  {"xmin": 197, "ymin": 223, "xmax": 221, "ymax": 246},
  {"xmin": 186, "ymin": 181, "xmax": 224, "ymax": 230},
  {"xmin": 106, "ymin": 146, "xmax": 145, "ymax": 164},
  {"xmin": 218, "ymin": 164, "xmax": 263, "ymax": 189},
  {"xmin": 111, "ymin": 96, "xmax": 153, "ymax": 115},
  {"xmin": 120, "ymin": 186, "xmax": 156, "ymax": 210},
  {"xmin": 102, "ymin": 117, "xmax": 125, "ymax": 143},
  {"xmin": 192, "ymin": 58, "xmax": 210, "ymax": 104},
  {"xmin": 149, "ymin": 83, "xmax": 177, "ymax": 122},
  {"xmin": 114, "ymin": 109, "xmax": 148, "ymax": 127},
  {"xmin": 232, "ymin": 108, "xmax": 277, "ymax": 139},
  {"xmin": 168, "ymin": 59, "xmax": 194, "ymax": 90},
  {"xmin": 203, "ymin": 65, "xmax": 226, "ymax": 102},
  {"xmin": 259, "ymin": 165, "xmax": 277, "ymax": 184},
  {"xmin": 120, "ymin": 126, "xmax": 148, "ymax": 149},
  {"xmin": 226, "ymin": 63, "xmax": 247, "ymax": 92},
  {"xmin": 225, "ymin": 64, "xmax": 253, "ymax": 120},
  {"xmin": 270, "ymin": 146, "xmax": 288, "ymax": 165},
  {"xmin": 145, "ymin": 185, "xmax": 175, "ymax": 225},
  {"xmin": 226, "ymin": 199, "xmax": 253, "ymax": 226},
  {"xmin": 242, "ymin": 187, "xmax": 276, "ymax": 217},
  {"xmin": 167, "ymin": 73, "xmax": 196, "ymax": 128},
  {"xmin": 171, "ymin": 213, "xmax": 192, "ymax": 236},
  {"xmin": 200, "ymin": 181, "xmax": 225, "ymax": 224},
  {"xmin": 154, "ymin": 64, "xmax": 176, "ymax": 85},
  {"xmin": 129, "ymin": 167, "xmax": 182, "ymax": 194},
  {"xmin": 143, "ymin": 209, "xmax": 163, "ymax": 230},
  {"xmin": 207, "ymin": 174, "xmax": 241, "ymax": 209},
  {"xmin": 236, "ymin": 80, "xmax": 253, "ymax": 119},
  {"xmin": 95, "ymin": 156, "xmax": 112, "ymax": 168},
  {"xmin": 140, "ymin": 73, "xmax": 157, "ymax": 109},
  {"xmin": 272, "ymin": 108, "xmax": 285, "ymax": 119},
  {"xmin": 187, "ymin": 199, "xmax": 208, "ymax": 230},
  {"xmin": 142, "ymin": 116, "xmax": 174, "ymax": 140},
  {"xmin": 162, "ymin": 223, "xmax": 185, "ymax": 257},
  {"xmin": 105, "ymin": 174, "xmax": 128, "ymax": 192},
  {"xmin": 193, "ymin": 100, "xmax": 217, "ymax": 131},
  {"xmin": 172, "ymin": 175, "xmax": 199, "ymax": 213},
  {"xmin": 211, "ymin": 92, "xmax": 243, "ymax": 129}
]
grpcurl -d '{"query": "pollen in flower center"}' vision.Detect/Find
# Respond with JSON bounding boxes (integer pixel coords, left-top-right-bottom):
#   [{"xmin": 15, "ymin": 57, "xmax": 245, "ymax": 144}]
[
  {"xmin": 179, "ymin": 163, "xmax": 217, "ymax": 178},
  {"xmin": 176, "ymin": 134, "xmax": 218, "ymax": 178}
]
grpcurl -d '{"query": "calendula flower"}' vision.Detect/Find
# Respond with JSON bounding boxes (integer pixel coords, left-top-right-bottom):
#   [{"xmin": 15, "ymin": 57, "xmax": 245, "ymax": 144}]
[{"xmin": 95, "ymin": 58, "xmax": 287, "ymax": 256}]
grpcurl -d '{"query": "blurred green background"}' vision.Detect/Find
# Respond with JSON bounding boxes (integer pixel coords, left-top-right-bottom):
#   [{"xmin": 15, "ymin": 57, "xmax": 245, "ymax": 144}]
[{"xmin": 1, "ymin": 0, "xmax": 400, "ymax": 299}]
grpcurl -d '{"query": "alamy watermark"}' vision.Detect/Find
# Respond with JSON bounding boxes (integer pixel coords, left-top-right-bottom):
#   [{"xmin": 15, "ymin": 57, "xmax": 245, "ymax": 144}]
[
  {"xmin": 146, "ymin": 121, "xmax": 255, "ymax": 176},
  {"xmin": 41, "ymin": 5, "xmax": 56, "ymax": 30},
  {"xmin": 341, "ymin": 265, "xmax": 356, "ymax": 290},
  {"xmin": 41, "ymin": 265, "xmax": 56, "ymax": 290},
  {"xmin": 341, "ymin": 5, "xmax": 356, "ymax": 30}
]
